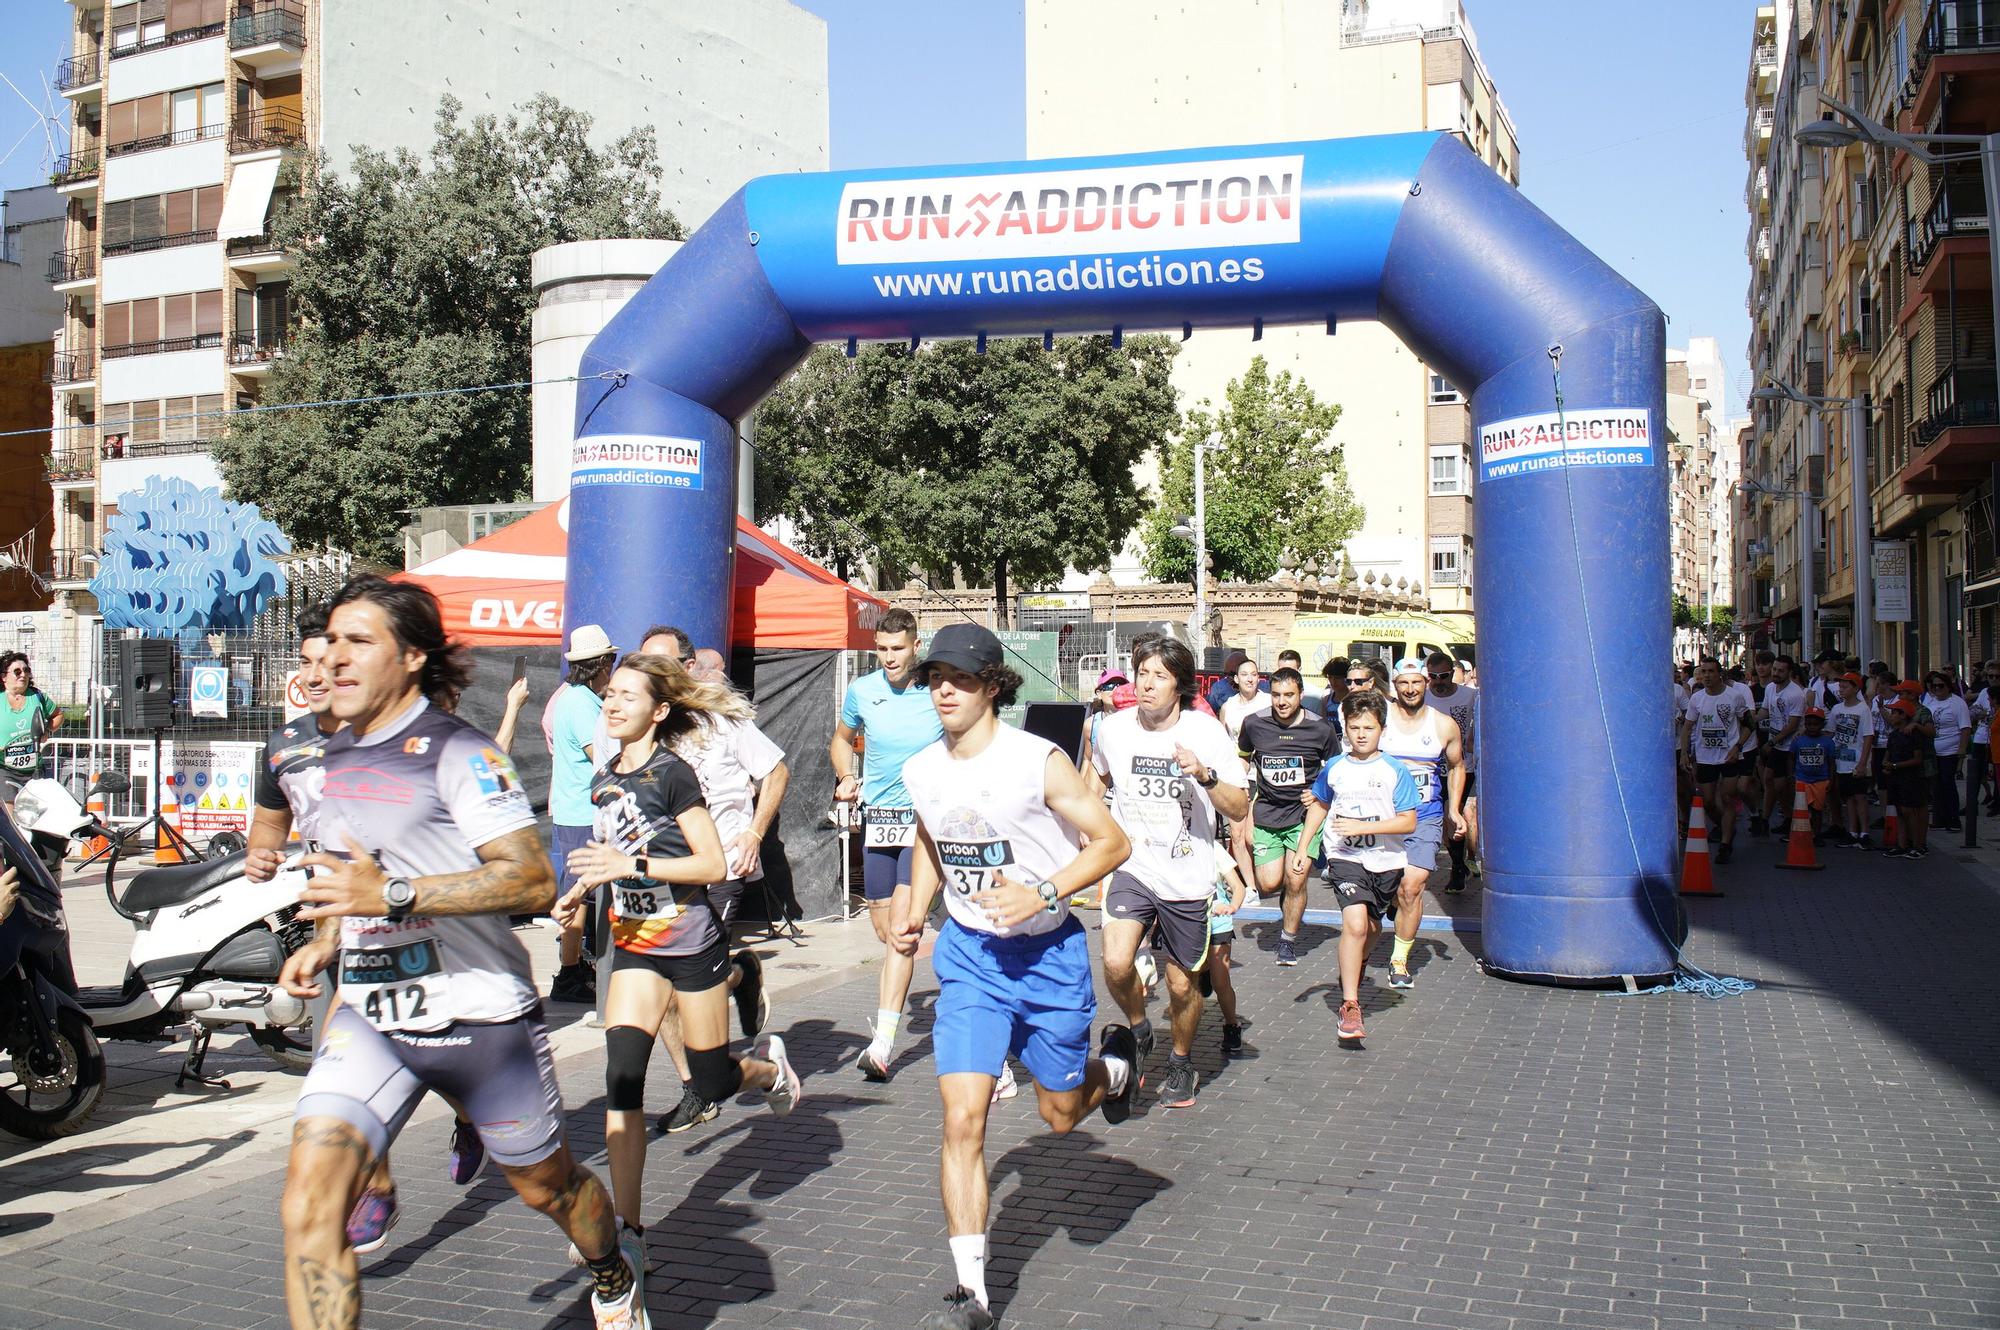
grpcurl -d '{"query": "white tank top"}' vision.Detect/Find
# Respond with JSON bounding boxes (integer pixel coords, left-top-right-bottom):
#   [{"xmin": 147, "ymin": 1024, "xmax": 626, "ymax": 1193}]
[
  {"xmin": 902, "ymin": 723, "xmax": 1077, "ymax": 939},
  {"xmin": 1379, "ymin": 704, "xmax": 1446, "ymax": 820}
]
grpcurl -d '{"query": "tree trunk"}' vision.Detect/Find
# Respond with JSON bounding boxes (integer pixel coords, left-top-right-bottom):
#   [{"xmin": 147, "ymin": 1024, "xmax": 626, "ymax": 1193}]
[{"xmin": 994, "ymin": 553, "xmax": 1011, "ymax": 629}]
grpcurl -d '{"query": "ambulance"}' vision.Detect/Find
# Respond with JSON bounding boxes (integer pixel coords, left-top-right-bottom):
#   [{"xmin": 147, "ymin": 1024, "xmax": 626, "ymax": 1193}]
[{"xmin": 1287, "ymin": 612, "xmax": 1476, "ymax": 675}]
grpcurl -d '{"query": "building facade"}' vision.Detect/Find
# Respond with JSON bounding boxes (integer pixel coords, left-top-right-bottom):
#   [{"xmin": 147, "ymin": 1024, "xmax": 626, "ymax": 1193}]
[
  {"xmin": 1741, "ymin": 0, "xmax": 1998, "ymax": 676},
  {"xmin": 43, "ymin": 0, "xmax": 827, "ymax": 610},
  {"xmin": 1666, "ymin": 340, "xmax": 1733, "ymax": 655},
  {"xmin": 0, "ymin": 188, "xmax": 66, "ymax": 612},
  {"xmin": 1027, "ymin": 0, "xmax": 1520, "ymax": 619}
]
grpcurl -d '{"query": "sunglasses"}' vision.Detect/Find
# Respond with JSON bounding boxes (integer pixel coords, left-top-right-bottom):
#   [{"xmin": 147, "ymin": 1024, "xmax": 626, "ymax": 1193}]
[
  {"xmin": 1426, "ymin": 670, "xmax": 1453, "ymax": 679},
  {"xmin": 1345, "ymin": 676, "xmax": 1372, "ymax": 686}
]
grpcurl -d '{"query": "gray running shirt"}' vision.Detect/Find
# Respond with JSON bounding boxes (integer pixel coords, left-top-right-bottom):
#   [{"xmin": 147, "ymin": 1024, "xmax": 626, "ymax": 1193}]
[{"xmin": 317, "ymin": 697, "xmax": 541, "ymax": 1032}]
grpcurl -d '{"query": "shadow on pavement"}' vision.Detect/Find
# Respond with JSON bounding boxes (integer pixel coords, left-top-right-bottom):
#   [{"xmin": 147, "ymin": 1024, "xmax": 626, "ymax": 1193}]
[
  {"xmin": 985, "ymin": 1134, "xmax": 1171, "ymax": 1320},
  {"xmin": 0, "ymin": 1131, "xmax": 252, "ymax": 1196}
]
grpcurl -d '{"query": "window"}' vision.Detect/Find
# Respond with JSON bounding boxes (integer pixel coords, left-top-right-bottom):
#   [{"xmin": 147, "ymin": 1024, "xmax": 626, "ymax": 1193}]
[
  {"xmin": 1429, "ymin": 445, "xmax": 1466, "ymax": 496},
  {"xmin": 1428, "ymin": 373, "xmax": 1463, "ymax": 405},
  {"xmin": 1430, "ymin": 537, "xmax": 1463, "ymax": 588}
]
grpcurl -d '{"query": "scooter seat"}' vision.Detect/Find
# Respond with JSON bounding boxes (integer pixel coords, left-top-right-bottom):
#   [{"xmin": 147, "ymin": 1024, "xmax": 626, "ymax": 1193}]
[{"xmin": 122, "ymin": 851, "xmax": 251, "ymax": 914}]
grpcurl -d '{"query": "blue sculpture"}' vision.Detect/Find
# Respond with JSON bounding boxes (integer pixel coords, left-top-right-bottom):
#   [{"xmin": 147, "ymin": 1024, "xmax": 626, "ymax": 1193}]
[{"xmin": 92, "ymin": 478, "xmax": 290, "ymax": 637}]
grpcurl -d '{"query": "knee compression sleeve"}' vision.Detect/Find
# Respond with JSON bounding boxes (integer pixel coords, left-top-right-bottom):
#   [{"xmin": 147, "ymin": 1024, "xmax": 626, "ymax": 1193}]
[
  {"xmin": 604, "ymin": 1025, "xmax": 655, "ymax": 1111},
  {"xmin": 687, "ymin": 1045, "xmax": 743, "ymax": 1104}
]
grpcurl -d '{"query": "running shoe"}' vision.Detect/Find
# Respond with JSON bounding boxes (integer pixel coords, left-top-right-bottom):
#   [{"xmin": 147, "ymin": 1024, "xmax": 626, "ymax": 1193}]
[
  {"xmin": 1907, "ymin": 847, "xmax": 1929, "ymax": 860},
  {"xmin": 1221, "ymin": 1022, "xmax": 1243, "ymax": 1056},
  {"xmin": 1132, "ymin": 1020, "xmax": 1155, "ymax": 1066},
  {"xmin": 1853, "ymin": 834, "xmax": 1875, "ymax": 851},
  {"xmin": 1099, "ymin": 1024, "xmax": 1139, "ymax": 1124},
  {"xmin": 550, "ymin": 963, "xmax": 596, "ymax": 1004},
  {"xmin": 1336, "ymin": 1000, "xmax": 1365, "ymax": 1041},
  {"xmin": 1714, "ymin": 840, "xmax": 1733, "ymax": 865},
  {"xmin": 731, "ymin": 949, "xmax": 768, "ymax": 1038},
  {"xmin": 346, "ymin": 1189, "xmax": 398, "ymax": 1255},
  {"xmin": 1387, "ymin": 963, "xmax": 1413, "ymax": 990},
  {"xmin": 764, "ymin": 1034, "xmax": 801, "ymax": 1115},
  {"xmin": 925, "ymin": 1287, "xmax": 995, "ymax": 1329},
  {"xmin": 658, "ymin": 1084, "xmax": 720, "ymax": 1134},
  {"xmin": 589, "ymin": 1236, "xmax": 649, "ymax": 1330},
  {"xmin": 1444, "ymin": 873, "xmax": 1466, "ymax": 895},
  {"xmin": 1274, "ymin": 937, "xmax": 1299, "ymax": 967},
  {"xmin": 448, "ymin": 1117, "xmax": 484, "ymax": 1185},
  {"xmin": 990, "ymin": 1062, "xmax": 1017, "ymax": 1104},
  {"xmin": 1157, "ymin": 1061, "xmax": 1199, "ymax": 1109},
  {"xmin": 1882, "ymin": 845, "xmax": 1907, "ymax": 859},
  {"xmin": 856, "ymin": 1044, "xmax": 891, "ymax": 1082}
]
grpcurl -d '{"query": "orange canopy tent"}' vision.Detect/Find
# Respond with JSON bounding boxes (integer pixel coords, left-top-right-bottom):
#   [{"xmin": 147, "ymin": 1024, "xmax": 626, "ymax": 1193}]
[{"xmin": 396, "ymin": 500, "xmax": 884, "ymax": 650}]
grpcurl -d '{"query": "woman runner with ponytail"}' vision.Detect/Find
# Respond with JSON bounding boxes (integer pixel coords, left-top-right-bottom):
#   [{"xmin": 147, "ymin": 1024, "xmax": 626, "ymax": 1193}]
[{"xmin": 554, "ymin": 654, "xmax": 803, "ymax": 1279}]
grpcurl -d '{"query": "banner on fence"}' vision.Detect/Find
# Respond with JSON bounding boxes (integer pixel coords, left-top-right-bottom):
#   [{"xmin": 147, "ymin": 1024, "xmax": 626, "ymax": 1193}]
[{"xmin": 170, "ymin": 741, "xmax": 260, "ymax": 839}]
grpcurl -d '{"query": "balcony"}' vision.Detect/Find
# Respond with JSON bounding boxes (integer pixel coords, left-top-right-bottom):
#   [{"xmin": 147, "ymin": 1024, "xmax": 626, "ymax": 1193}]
[
  {"xmin": 228, "ymin": 329, "xmax": 286, "ymax": 374},
  {"xmin": 44, "ymin": 352, "xmax": 94, "ymax": 387},
  {"xmin": 229, "ymin": 107, "xmax": 304, "ymax": 155},
  {"xmin": 98, "ymin": 436, "xmax": 218, "ymax": 462},
  {"xmin": 1907, "ymin": 165, "xmax": 1988, "ymax": 290},
  {"xmin": 101, "ymin": 332, "xmax": 223, "ymax": 361},
  {"xmin": 1746, "ymin": 107, "xmax": 1774, "ymax": 155},
  {"xmin": 102, "ymin": 228, "xmax": 216, "ymax": 259},
  {"xmin": 109, "ymin": 21, "xmax": 225, "ymax": 61},
  {"xmin": 54, "ymin": 51, "xmax": 102, "ymax": 98},
  {"xmin": 1754, "ymin": 226, "xmax": 1773, "ymax": 266},
  {"xmin": 43, "ymin": 551, "xmax": 98, "ymax": 588},
  {"xmin": 1905, "ymin": 361, "xmax": 2000, "ymax": 492},
  {"xmin": 1907, "ymin": 0, "xmax": 2000, "ymax": 124},
  {"xmin": 46, "ymin": 246, "xmax": 95, "ymax": 288},
  {"xmin": 51, "ymin": 148, "xmax": 99, "ymax": 191},
  {"xmin": 104, "ymin": 120, "xmax": 225, "ymax": 161},
  {"xmin": 45, "ymin": 447, "xmax": 96, "ymax": 486},
  {"xmin": 229, "ymin": 3, "xmax": 306, "ymax": 70},
  {"xmin": 226, "ymin": 232, "xmax": 290, "ymax": 274}
]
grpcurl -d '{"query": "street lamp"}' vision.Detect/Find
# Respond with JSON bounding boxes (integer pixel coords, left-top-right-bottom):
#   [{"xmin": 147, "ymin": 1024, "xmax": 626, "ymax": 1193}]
[
  {"xmin": 1794, "ymin": 91, "xmax": 2000, "ymax": 666},
  {"xmin": 1170, "ymin": 431, "xmax": 1222, "ymax": 651},
  {"xmin": 1734, "ymin": 471, "xmax": 1818, "ymax": 655}
]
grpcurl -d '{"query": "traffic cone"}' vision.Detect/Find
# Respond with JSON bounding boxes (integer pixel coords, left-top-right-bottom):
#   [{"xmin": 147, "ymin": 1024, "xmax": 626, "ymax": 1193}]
[
  {"xmin": 79, "ymin": 775, "xmax": 110, "ymax": 862},
  {"xmin": 1679, "ymin": 794, "xmax": 1721, "ymax": 897},
  {"xmin": 1775, "ymin": 781, "xmax": 1824, "ymax": 872},
  {"xmin": 154, "ymin": 784, "xmax": 185, "ymax": 865}
]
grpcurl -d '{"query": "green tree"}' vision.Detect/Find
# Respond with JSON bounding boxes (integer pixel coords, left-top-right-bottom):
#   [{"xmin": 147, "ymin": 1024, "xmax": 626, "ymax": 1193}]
[
  {"xmin": 754, "ymin": 335, "xmax": 1180, "ymax": 623},
  {"xmin": 214, "ymin": 95, "xmax": 681, "ymax": 564},
  {"xmin": 1139, "ymin": 356, "xmax": 1361, "ymax": 583}
]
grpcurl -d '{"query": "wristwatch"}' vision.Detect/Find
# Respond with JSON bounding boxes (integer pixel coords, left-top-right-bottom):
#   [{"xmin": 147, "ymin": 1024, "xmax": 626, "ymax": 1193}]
[
  {"xmin": 1195, "ymin": 767, "xmax": 1219, "ymax": 789},
  {"xmin": 633, "ymin": 856, "xmax": 651, "ymax": 880},
  {"xmin": 1038, "ymin": 880, "xmax": 1061, "ymax": 914},
  {"xmin": 382, "ymin": 876, "xmax": 416, "ymax": 920}
]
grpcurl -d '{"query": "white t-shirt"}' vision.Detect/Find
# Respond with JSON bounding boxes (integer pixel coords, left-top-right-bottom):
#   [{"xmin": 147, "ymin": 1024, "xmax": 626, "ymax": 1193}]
[
  {"xmin": 672, "ymin": 715, "xmax": 785, "ymax": 880},
  {"xmin": 1929, "ymin": 692, "xmax": 1972, "ymax": 757},
  {"xmin": 1218, "ymin": 691, "xmax": 1271, "ymax": 740},
  {"xmin": 1310, "ymin": 752, "xmax": 1422, "ymax": 874},
  {"xmin": 1825, "ymin": 700, "xmax": 1872, "ymax": 774},
  {"xmin": 905, "ymin": 724, "xmax": 1079, "ymax": 939},
  {"xmin": 1682, "ymin": 687, "xmax": 1752, "ymax": 767},
  {"xmin": 1974, "ymin": 688, "xmax": 1995, "ymax": 748},
  {"xmin": 1767, "ymin": 681, "xmax": 1806, "ymax": 752},
  {"xmin": 1734, "ymin": 681, "xmax": 1762, "ymax": 754},
  {"xmin": 1426, "ymin": 683, "xmax": 1478, "ymax": 773},
  {"xmin": 1093, "ymin": 706, "xmax": 1248, "ymax": 903}
]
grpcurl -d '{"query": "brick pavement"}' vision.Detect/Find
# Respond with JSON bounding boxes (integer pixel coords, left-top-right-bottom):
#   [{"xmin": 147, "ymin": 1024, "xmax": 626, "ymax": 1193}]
[{"xmin": 3, "ymin": 843, "xmax": 1997, "ymax": 1330}]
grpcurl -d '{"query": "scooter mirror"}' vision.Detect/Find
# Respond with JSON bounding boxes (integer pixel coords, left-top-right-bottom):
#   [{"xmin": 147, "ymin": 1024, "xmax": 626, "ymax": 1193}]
[{"xmin": 94, "ymin": 771, "xmax": 132, "ymax": 796}]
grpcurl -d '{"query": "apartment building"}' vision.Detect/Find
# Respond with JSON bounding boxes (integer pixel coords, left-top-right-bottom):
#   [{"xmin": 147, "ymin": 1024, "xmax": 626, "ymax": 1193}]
[
  {"xmin": 1667, "ymin": 343, "xmax": 1731, "ymax": 620},
  {"xmin": 0, "ymin": 188, "xmax": 66, "ymax": 613},
  {"xmin": 43, "ymin": 0, "xmax": 827, "ymax": 611},
  {"xmin": 1028, "ymin": 0, "xmax": 1519, "ymax": 618},
  {"xmin": 1743, "ymin": 0, "xmax": 1998, "ymax": 675}
]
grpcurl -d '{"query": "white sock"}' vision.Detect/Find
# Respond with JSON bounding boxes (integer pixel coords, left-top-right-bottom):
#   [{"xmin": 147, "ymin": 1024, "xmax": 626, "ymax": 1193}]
[
  {"xmin": 872, "ymin": 1008, "xmax": 901, "ymax": 1055},
  {"xmin": 1101, "ymin": 1055, "xmax": 1130, "ymax": 1096},
  {"xmin": 1280, "ymin": 929, "xmax": 1297, "ymax": 942},
  {"xmin": 949, "ymin": 1233, "xmax": 988, "ymax": 1307}
]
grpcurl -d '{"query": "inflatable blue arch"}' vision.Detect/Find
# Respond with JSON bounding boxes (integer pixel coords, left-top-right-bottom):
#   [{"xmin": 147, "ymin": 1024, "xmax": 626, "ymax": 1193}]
[{"xmin": 568, "ymin": 131, "xmax": 1684, "ymax": 983}]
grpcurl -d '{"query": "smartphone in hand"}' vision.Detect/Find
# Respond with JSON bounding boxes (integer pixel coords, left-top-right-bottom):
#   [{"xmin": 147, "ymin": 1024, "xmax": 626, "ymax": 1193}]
[{"xmin": 512, "ymin": 655, "xmax": 528, "ymax": 686}]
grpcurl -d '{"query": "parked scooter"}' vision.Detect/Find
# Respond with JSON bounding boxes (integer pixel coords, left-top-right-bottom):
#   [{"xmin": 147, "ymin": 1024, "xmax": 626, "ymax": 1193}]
[
  {"xmin": 11, "ymin": 772, "xmax": 315, "ymax": 1087},
  {"xmin": 0, "ymin": 802, "xmax": 106, "ymax": 1139}
]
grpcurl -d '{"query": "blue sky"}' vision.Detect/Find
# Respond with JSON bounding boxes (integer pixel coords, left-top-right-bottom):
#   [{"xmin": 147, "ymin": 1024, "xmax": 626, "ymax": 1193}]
[{"xmin": 4, "ymin": 0, "xmax": 1754, "ymax": 414}]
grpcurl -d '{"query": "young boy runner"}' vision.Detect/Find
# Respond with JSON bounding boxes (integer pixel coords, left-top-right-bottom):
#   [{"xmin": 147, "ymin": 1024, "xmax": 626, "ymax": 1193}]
[
  {"xmin": 1790, "ymin": 710, "xmax": 1838, "ymax": 842},
  {"xmin": 1880, "ymin": 700, "xmax": 1932, "ymax": 860},
  {"xmin": 890, "ymin": 625, "xmax": 1136, "ymax": 1330},
  {"xmin": 1826, "ymin": 672, "xmax": 1877, "ymax": 850},
  {"xmin": 1295, "ymin": 692, "xmax": 1422, "ymax": 1043}
]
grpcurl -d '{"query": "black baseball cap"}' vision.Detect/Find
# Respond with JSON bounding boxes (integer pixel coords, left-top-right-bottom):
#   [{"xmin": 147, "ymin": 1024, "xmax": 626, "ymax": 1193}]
[{"xmin": 919, "ymin": 623, "xmax": 1003, "ymax": 676}]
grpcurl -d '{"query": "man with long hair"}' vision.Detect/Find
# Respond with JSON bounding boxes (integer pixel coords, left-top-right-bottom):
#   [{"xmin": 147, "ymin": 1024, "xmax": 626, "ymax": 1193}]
[{"xmin": 278, "ymin": 576, "xmax": 641, "ymax": 1329}]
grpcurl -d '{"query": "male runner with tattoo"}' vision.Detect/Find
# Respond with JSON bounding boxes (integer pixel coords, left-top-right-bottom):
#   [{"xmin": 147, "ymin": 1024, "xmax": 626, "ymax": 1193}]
[{"xmin": 278, "ymin": 576, "xmax": 644, "ymax": 1330}]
